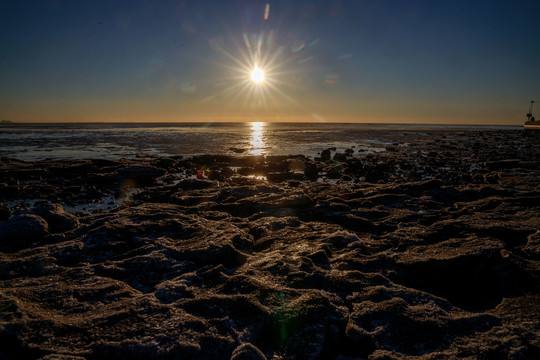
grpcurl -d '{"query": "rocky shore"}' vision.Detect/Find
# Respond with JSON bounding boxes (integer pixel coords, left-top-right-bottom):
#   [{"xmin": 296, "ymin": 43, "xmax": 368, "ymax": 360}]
[{"xmin": 1, "ymin": 130, "xmax": 539, "ymax": 359}]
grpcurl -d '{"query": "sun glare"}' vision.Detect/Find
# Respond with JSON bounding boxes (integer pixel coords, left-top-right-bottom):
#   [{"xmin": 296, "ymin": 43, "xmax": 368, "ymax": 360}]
[
  {"xmin": 250, "ymin": 122, "xmax": 265, "ymax": 155},
  {"xmin": 251, "ymin": 66, "xmax": 264, "ymax": 83},
  {"xmin": 204, "ymin": 13, "xmax": 311, "ymax": 116}
]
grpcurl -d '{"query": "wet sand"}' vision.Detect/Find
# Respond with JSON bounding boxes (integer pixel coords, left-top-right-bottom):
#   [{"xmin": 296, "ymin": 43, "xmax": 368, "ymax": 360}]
[{"xmin": 1, "ymin": 130, "xmax": 539, "ymax": 359}]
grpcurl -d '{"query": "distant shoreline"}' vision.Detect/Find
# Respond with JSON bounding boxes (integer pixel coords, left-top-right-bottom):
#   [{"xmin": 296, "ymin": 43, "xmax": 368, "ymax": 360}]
[{"xmin": 0, "ymin": 121, "xmax": 524, "ymax": 130}]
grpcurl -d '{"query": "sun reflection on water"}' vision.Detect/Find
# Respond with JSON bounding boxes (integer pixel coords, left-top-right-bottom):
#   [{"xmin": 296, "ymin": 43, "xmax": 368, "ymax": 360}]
[{"xmin": 249, "ymin": 122, "xmax": 265, "ymax": 155}]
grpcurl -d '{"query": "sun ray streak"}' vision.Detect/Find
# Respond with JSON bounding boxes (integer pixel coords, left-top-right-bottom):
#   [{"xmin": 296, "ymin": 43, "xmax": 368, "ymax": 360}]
[
  {"xmin": 227, "ymin": 82, "xmax": 252, "ymax": 103},
  {"xmin": 199, "ymin": 17, "xmax": 325, "ymax": 120},
  {"xmin": 264, "ymin": 82, "xmax": 299, "ymax": 105}
]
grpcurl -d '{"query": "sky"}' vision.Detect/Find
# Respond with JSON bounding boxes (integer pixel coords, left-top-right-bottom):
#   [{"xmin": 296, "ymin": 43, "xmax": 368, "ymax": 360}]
[{"xmin": 1, "ymin": 0, "xmax": 539, "ymax": 124}]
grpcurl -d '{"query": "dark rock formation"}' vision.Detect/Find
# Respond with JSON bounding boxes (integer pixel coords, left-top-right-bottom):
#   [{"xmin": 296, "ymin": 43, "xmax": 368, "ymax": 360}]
[
  {"xmin": 0, "ymin": 214, "xmax": 48, "ymax": 252},
  {"xmin": 0, "ymin": 203, "xmax": 10, "ymax": 221},
  {"xmin": 320, "ymin": 149, "xmax": 331, "ymax": 161},
  {"xmin": 1, "ymin": 130, "xmax": 540, "ymax": 359},
  {"xmin": 29, "ymin": 203, "xmax": 79, "ymax": 233}
]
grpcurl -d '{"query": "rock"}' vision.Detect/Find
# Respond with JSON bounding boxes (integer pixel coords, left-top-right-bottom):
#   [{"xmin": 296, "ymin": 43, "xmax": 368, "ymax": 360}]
[
  {"xmin": 221, "ymin": 167, "xmax": 235, "ymax": 178},
  {"xmin": 39, "ymin": 355, "xmax": 86, "ymax": 360},
  {"xmin": 208, "ymin": 169, "xmax": 224, "ymax": 181},
  {"xmin": 363, "ymin": 163, "xmax": 387, "ymax": 182},
  {"xmin": 114, "ymin": 165, "xmax": 166, "ymax": 185},
  {"xmin": 333, "ymin": 152, "xmax": 348, "ymax": 162},
  {"xmin": 287, "ymin": 158, "xmax": 305, "ymax": 172},
  {"xmin": 29, "ymin": 203, "xmax": 79, "ymax": 233},
  {"xmin": 259, "ymin": 290, "xmax": 348, "ymax": 359},
  {"xmin": 523, "ymin": 231, "xmax": 540, "ymax": 259},
  {"xmin": 326, "ymin": 165, "xmax": 345, "ymax": 179},
  {"xmin": 1, "ymin": 131, "xmax": 540, "ymax": 359},
  {"xmin": 394, "ymin": 237, "xmax": 507, "ymax": 310},
  {"xmin": 304, "ymin": 163, "xmax": 319, "ymax": 181},
  {"xmin": 266, "ymin": 172, "xmax": 303, "ymax": 183},
  {"xmin": 151, "ymin": 157, "xmax": 177, "ymax": 169},
  {"xmin": 154, "ymin": 278, "xmax": 194, "ymax": 303},
  {"xmin": 320, "ymin": 149, "xmax": 331, "ymax": 161},
  {"xmin": 91, "ymin": 159, "xmax": 120, "ymax": 167},
  {"xmin": 389, "ymin": 179, "xmax": 443, "ymax": 194},
  {"xmin": 177, "ymin": 178, "xmax": 214, "ymax": 190},
  {"xmin": 237, "ymin": 167, "xmax": 256, "ymax": 176},
  {"xmin": 484, "ymin": 159, "xmax": 521, "ymax": 171},
  {"xmin": 0, "ymin": 202, "xmax": 11, "ymax": 220},
  {"xmin": 346, "ymin": 283, "xmax": 500, "ymax": 357},
  {"xmin": 274, "ymin": 194, "xmax": 313, "ymax": 209},
  {"xmin": 0, "ymin": 214, "xmax": 49, "ymax": 251},
  {"xmin": 134, "ymin": 185, "xmax": 176, "ymax": 203},
  {"xmin": 47, "ymin": 161, "xmax": 98, "ymax": 177},
  {"xmin": 230, "ymin": 343, "xmax": 267, "ymax": 360}
]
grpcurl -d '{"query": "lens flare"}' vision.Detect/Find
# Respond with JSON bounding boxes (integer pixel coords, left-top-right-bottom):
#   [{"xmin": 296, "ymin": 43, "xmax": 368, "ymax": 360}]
[
  {"xmin": 264, "ymin": 3, "xmax": 270, "ymax": 21},
  {"xmin": 251, "ymin": 66, "xmax": 264, "ymax": 83},
  {"xmin": 204, "ymin": 21, "xmax": 320, "ymax": 118}
]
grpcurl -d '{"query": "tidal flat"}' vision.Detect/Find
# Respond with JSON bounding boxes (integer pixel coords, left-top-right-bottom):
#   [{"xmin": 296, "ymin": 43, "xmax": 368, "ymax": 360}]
[{"xmin": 1, "ymin": 130, "xmax": 539, "ymax": 359}]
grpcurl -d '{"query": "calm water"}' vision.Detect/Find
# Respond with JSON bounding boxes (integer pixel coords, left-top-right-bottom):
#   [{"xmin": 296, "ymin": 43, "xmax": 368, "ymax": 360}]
[{"xmin": 0, "ymin": 122, "xmax": 521, "ymax": 160}]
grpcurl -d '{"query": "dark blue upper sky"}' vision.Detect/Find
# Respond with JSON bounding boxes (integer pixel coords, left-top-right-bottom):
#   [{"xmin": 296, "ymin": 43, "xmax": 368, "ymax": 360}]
[{"xmin": 1, "ymin": 0, "xmax": 539, "ymax": 123}]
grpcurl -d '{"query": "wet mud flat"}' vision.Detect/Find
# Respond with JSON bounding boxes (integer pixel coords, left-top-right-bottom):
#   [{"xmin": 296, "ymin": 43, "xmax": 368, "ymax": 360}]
[{"xmin": 1, "ymin": 130, "xmax": 539, "ymax": 359}]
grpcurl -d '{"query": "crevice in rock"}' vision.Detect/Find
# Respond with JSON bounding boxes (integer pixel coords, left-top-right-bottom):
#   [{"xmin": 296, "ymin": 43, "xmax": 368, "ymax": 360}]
[
  {"xmin": 0, "ymin": 331, "xmax": 45, "ymax": 360},
  {"xmin": 394, "ymin": 255, "xmax": 506, "ymax": 311},
  {"xmin": 317, "ymin": 323, "xmax": 375, "ymax": 359}
]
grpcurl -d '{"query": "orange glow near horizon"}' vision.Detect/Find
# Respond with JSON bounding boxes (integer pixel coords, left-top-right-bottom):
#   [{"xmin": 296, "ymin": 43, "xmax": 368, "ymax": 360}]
[{"xmin": 1, "ymin": 106, "xmax": 525, "ymax": 125}]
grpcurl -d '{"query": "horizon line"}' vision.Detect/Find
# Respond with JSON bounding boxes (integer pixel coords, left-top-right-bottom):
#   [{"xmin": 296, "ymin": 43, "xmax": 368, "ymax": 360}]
[{"xmin": 1, "ymin": 120, "xmax": 524, "ymax": 127}]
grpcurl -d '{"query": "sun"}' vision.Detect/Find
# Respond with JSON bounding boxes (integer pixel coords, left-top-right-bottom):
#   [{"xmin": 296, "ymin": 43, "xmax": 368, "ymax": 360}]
[
  {"xmin": 250, "ymin": 66, "xmax": 264, "ymax": 84},
  {"xmin": 203, "ymin": 25, "xmax": 312, "ymax": 115}
]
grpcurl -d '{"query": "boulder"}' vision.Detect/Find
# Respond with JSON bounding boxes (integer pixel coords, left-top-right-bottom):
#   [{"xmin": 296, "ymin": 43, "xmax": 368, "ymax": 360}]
[
  {"xmin": 326, "ymin": 165, "xmax": 345, "ymax": 179},
  {"xmin": 230, "ymin": 343, "xmax": 267, "ymax": 360},
  {"xmin": 320, "ymin": 149, "xmax": 331, "ymax": 161},
  {"xmin": 304, "ymin": 164, "xmax": 319, "ymax": 181},
  {"xmin": 0, "ymin": 214, "xmax": 49, "ymax": 251},
  {"xmin": 333, "ymin": 152, "xmax": 348, "ymax": 162},
  {"xmin": 0, "ymin": 202, "xmax": 11, "ymax": 220},
  {"xmin": 30, "ymin": 203, "xmax": 79, "ymax": 233}
]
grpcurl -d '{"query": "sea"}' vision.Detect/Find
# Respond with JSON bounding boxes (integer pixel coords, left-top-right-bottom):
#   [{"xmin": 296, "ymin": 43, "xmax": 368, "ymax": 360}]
[{"xmin": 0, "ymin": 122, "xmax": 522, "ymax": 161}]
